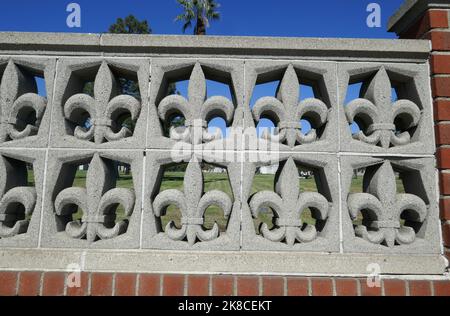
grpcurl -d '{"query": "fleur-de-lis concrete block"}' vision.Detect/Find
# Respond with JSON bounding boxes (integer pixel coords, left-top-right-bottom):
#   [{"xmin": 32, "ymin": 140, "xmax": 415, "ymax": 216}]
[
  {"xmin": 253, "ymin": 65, "xmax": 328, "ymax": 147},
  {"xmin": 153, "ymin": 156, "xmax": 231, "ymax": 246},
  {"xmin": 158, "ymin": 63, "xmax": 234, "ymax": 146},
  {"xmin": 0, "ymin": 58, "xmax": 55, "ymax": 148},
  {"xmin": 241, "ymin": 152, "xmax": 340, "ymax": 252},
  {"xmin": 244, "ymin": 60, "xmax": 337, "ymax": 152},
  {"xmin": 54, "ymin": 154, "xmax": 135, "ymax": 243},
  {"xmin": 0, "ymin": 149, "xmax": 45, "ymax": 248},
  {"xmin": 142, "ymin": 150, "xmax": 241, "ymax": 251},
  {"xmin": 338, "ymin": 62, "xmax": 434, "ymax": 155},
  {"xmin": 147, "ymin": 58, "xmax": 244, "ymax": 150},
  {"xmin": 249, "ymin": 157, "xmax": 329, "ymax": 245},
  {"xmin": 348, "ymin": 161, "xmax": 426, "ymax": 247},
  {"xmin": 50, "ymin": 58, "xmax": 149, "ymax": 149},
  {"xmin": 340, "ymin": 156, "xmax": 441, "ymax": 254},
  {"xmin": 40, "ymin": 150, "xmax": 143, "ymax": 249}
]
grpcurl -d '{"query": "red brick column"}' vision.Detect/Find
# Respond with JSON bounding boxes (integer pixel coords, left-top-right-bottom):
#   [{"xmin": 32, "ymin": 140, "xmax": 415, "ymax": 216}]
[{"xmin": 391, "ymin": 3, "xmax": 450, "ymax": 263}]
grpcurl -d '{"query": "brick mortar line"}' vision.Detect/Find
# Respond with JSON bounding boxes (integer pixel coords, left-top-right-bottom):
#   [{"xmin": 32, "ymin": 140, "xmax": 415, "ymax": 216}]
[
  {"xmin": 135, "ymin": 273, "xmax": 140, "ymax": 296},
  {"xmin": 432, "ymin": 47, "xmax": 450, "ymax": 53},
  {"xmin": 307, "ymin": 277, "xmax": 312, "ymax": 296},
  {"xmin": 63, "ymin": 272, "xmax": 68, "ymax": 296},
  {"xmin": 405, "ymin": 279, "xmax": 411, "ymax": 296},
  {"xmin": 209, "ymin": 274, "xmax": 212, "ymax": 296},
  {"xmin": 430, "ymin": 280, "xmax": 435, "ymax": 296},
  {"xmin": 331, "ymin": 278, "xmax": 337, "ymax": 296},
  {"xmin": 111, "ymin": 273, "xmax": 116, "ymax": 296},
  {"xmin": 87, "ymin": 272, "xmax": 92, "ymax": 296},
  {"xmin": 258, "ymin": 276, "xmax": 262, "ymax": 296},
  {"xmin": 260, "ymin": 276, "xmax": 265, "ymax": 296},
  {"xmin": 356, "ymin": 278, "xmax": 361, "ymax": 296},
  {"xmin": 15, "ymin": 271, "xmax": 20, "ymax": 296},
  {"xmin": 434, "ymin": 97, "xmax": 450, "ymax": 101},
  {"xmin": 38, "ymin": 271, "xmax": 44, "ymax": 296},
  {"xmin": 423, "ymin": 29, "xmax": 450, "ymax": 37}
]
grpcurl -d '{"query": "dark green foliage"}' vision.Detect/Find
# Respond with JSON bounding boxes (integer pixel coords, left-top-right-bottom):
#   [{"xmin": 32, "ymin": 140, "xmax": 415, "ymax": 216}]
[
  {"xmin": 108, "ymin": 15, "xmax": 152, "ymax": 34},
  {"xmin": 175, "ymin": 0, "xmax": 221, "ymax": 35}
]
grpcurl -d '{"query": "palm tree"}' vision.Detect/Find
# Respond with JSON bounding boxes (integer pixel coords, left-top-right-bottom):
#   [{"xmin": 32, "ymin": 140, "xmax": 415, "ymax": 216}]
[{"xmin": 175, "ymin": 0, "xmax": 220, "ymax": 35}]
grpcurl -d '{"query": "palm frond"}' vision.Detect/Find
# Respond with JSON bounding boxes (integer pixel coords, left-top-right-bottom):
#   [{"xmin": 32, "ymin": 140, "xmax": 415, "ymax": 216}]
[{"xmin": 182, "ymin": 20, "xmax": 192, "ymax": 33}]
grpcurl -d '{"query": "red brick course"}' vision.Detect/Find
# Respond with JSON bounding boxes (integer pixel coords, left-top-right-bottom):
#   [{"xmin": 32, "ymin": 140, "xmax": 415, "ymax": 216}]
[
  {"xmin": 434, "ymin": 100, "xmax": 450, "ymax": 121},
  {"xmin": 1, "ymin": 272, "xmax": 449, "ymax": 296},
  {"xmin": 91, "ymin": 273, "xmax": 113, "ymax": 296},
  {"xmin": 18, "ymin": 272, "xmax": 41, "ymax": 296},
  {"xmin": 42, "ymin": 272, "xmax": 65, "ymax": 296},
  {"xmin": 212, "ymin": 275, "xmax": 234, "ymax": 296}
]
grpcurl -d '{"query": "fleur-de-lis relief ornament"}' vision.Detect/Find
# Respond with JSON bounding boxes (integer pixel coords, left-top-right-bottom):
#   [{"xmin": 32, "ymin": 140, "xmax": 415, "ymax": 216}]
[
  {"xmin": 345, "ymin": 66, "xmax": 421, "ymax": 148},
  {"xmin": 249, "ymin": 158, "xmax": 329, "ymax": 245},
  {"xmin": 158, "ymin": 63, "xmax": 235, "ymax": 145},
  {"xmin": 54, "ymin": 154, "xmax": 135, "ymax": 243},
  {"xmin": 0, "ymin": 60, "xmax": 47, "ymax": 142},
  {"xmin": 252, "ymin": 65, "xmax": 328, "ymax": 147},
  {"xmin": 64, "ymin": 62, "xmax": 141, "ymax": 144},
  {"xmin": 0, "ymin": 156, "xmax": 36, "ymax": 238},
  {"xmin": 152, "ymin": 156, "xmax": 232, "ymax": 246},
  {"xmin": 347, "ymin": 162, "xmax": 427, "ymax": 247}
]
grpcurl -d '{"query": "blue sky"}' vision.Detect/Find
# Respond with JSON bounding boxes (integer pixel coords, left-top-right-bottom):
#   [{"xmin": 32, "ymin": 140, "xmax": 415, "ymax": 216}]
[
  {"xmin": 0, "ymin": 0, "xmax": 403, "ymax": 38},
  {"xmin": 0, "ymin": 0, "xmax": 405, "ymax": 135}
]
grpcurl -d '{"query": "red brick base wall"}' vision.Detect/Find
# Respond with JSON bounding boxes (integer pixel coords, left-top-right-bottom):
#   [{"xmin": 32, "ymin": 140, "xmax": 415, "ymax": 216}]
[{"xmin": 0, "ymin": 272, "xmax": 449, "ymax": 296}]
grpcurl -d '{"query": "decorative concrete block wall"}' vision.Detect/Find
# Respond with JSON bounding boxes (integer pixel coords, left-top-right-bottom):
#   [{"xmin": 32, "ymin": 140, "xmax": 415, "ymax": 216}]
[{"xmin": 0, "ymin": 0, "xmax": 449, "ymax": 296}]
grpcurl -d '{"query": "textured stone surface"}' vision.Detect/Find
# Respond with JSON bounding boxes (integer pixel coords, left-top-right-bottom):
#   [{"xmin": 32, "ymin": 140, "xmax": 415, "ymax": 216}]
[
  {"xmin": 241, "ymin": 152, "xmax": 340, "ymax": 252},
  {"xmin": 0, "ymin": 248, "xmax": 446, "ymax": 275},
  {"xmin": 0, "ymin": 57, "xmax": 56, "ymax": 148},
  {"xmin": 142, "ymin": 150, "xmax": 241, "ymax": 250},
  {"xmin": 0, "ymin": 148, "xmax": 45, "ymax": 248},
  {"xmin": 0, "ymin": 33, "xmax": 431, "ymax": 63},
  {"xmin": 40, "ymin": 150, "xmax": 143, "ymax": 249},
  {"xmin": 244, "ymin": 60, "xmax": 337, "ymax": 152},
  {"xmin": 50, "ymin": 58, "xmax": 149, "ymax": 149},
  {"xmin": 341, "ymin": 156, "xmax": 441, "ymax": 254},
  {"xmin": 147, "ymin": 58, "xmax": 244, "ymax": 151},
  {"xmin": 338, "ymin": 62, "xmax": 435, "ymax": 155}
]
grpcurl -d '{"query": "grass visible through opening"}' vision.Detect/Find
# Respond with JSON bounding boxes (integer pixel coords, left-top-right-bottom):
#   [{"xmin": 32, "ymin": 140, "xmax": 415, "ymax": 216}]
[
  {"xmin": 27, "ymin": 169, "xmax": 408, "ymax": 233},
  {"xmin": 68, "ymin": 169, "xmax": 133, "ymax": 224}
]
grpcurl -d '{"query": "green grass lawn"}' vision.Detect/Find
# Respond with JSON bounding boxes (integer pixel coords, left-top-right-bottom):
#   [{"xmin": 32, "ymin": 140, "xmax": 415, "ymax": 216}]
[{"xmin": 27, "ymin": 170, "xmax": 405, "ymax": 233}]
